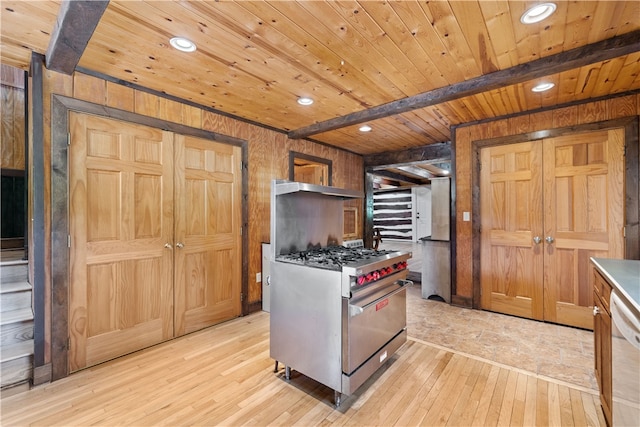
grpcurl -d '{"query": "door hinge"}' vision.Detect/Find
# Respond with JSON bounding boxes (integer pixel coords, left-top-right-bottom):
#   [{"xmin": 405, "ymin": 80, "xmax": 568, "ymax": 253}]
[
  {"xmin": 67, "ymin": 133, "xmax": 71, "ymax": 146},
  {"xmin": 67, "ymin": 337, "xmax": 70, "ymax": 350},
  {"xmin": 67, "ymin": 235, "xmax": 71, "ymax": 248},
  {"xmin": 623, "ymin": 226, "xmax": 626, "ymax": 238},
  {"xmin": 240, "ymin": 293, "xmax": 244, "ymax": 302},
  {"xmin": 240, "ymin": 226, "xmax": 243, "ymax": 236}
]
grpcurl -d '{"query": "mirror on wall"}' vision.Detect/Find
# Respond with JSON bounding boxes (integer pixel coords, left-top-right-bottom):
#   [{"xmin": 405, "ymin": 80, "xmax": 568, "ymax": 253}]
[{"xmin": 289, "ymin": 151, "xmax": 332, "ymax": 186}]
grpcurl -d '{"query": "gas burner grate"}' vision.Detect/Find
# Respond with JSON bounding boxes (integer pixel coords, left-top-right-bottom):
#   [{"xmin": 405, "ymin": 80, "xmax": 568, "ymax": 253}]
[{"xmin": 276, "ymin": 246, "xmax": 396, "ymax": 270}]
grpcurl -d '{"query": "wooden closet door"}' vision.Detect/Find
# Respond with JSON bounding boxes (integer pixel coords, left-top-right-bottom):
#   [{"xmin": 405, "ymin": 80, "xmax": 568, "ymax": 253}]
[
  {"xmin": 480, "ymin": 141, "xmax": 544, "ymax": 320},
  {"xmin": 173, "ymin": 135, "xmax": 242, "ymax": 336},
  {"xmin": 542, "ymin": 129, "xmax": 625, "ymax": 329},
  {"xmin": 68, "ymin": 113, "xmax": 174, "ymax": 372}
]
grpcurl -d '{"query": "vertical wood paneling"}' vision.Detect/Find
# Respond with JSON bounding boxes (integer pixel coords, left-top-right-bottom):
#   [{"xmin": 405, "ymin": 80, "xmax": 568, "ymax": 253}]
[
  {"xmin": 552, "ymin": 105, "xmax": 578, "ymax": 128},
  {"xmin": 106, "ymin": 81, "xmax": 134, "ymax": 112},
  {"xmin": 454, "ymin": 94, "xmax": 638, "ymax": 303},
  {"xmin": 158, "ymin": 97, "xmax": 183, "ymax": 124},
  {"xmin": 1, "ymin": 82, "xmax": 25, "ymax": 170},
  {"xmin": 73, "ymin": 73, "xmax": 105, "ymax": 105},
  {"xmin": 134, "ymin": 90, "xmax": 159, "ymax": 118},
  {"xmin": 181, "ymin": 104, "xmax": 202, "ymax": 129}
]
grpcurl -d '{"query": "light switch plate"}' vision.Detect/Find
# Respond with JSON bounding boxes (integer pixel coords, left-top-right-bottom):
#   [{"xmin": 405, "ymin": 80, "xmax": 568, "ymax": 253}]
[
  {"xmin": 256, "ymin": 272, "xmax": 262, "ymax": 282},
  {"xmin": 463, "ymin": 211, "xmax": 470, "ymax": 222}
]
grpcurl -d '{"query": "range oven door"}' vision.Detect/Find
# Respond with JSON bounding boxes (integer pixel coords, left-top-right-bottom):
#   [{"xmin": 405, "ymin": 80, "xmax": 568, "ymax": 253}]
[{"xmin": 342, "ymin": 277, "xmax": 410, "ymax": 375}]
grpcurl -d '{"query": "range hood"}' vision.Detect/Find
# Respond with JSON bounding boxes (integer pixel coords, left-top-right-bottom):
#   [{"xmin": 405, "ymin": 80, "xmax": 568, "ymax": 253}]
[
  {"xmin": 273, "ymin": 180, "xmax": 362, "ymax": 199},
  {"xmin": 270, "ymin": 180, "xmax": 363, "ymax": 257}
]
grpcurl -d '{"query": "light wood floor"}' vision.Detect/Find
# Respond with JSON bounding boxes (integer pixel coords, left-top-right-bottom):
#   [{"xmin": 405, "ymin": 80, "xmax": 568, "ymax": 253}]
[{"xmin": 1, "ymin": 309, "xmax": 605, "ymax": 426}]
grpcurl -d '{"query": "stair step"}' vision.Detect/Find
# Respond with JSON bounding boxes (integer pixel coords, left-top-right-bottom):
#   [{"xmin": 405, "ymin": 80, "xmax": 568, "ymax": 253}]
[
  {"xmin": 1, "ymin": 319, "xmax": 34, "ymax": 346},
  {"xmin": 1, "ymin": 340, "xmax": 33, "ymax": 363},
  {"xmin": 1, "ymin": 342, "xmax": 32, "ymax": 387},
  {"xmin": 0, "ymin": 262, "xmax": 28, "ymax": 283},
  {"xmin": 0, "ymin": 281, "xmax": 31, "ymax": 294},
  {"xmin": 0, "ymin": 308, "xmax": 33, "ymax": 326},
  {"xmin": 0, "ymin": 287, "xmax": 32, "ymax": 312}
]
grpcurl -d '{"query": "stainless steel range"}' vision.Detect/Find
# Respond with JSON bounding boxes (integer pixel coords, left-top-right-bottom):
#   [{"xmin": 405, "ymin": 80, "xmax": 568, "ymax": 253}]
[{"xmin": 269, "ymin": 180, "xmax": 412, "ymax": 407}]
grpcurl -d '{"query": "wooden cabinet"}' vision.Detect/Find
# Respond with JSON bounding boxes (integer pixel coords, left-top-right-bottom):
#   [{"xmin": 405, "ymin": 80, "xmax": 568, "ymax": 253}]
[{"xmin": 594, "ymin": 270, "xmax": 612, "ymax": 426}]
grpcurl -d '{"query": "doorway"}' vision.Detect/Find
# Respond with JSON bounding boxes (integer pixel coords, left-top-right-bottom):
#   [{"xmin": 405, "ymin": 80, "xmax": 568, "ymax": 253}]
[{"xmin": 479, "ymin": 128, "xmax": 625, "ymax": 329}]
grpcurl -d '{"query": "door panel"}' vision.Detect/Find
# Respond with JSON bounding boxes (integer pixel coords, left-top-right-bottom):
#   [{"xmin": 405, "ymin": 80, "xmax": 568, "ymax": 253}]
[
  {"xmin": 481, "ymin": 129, "xmax": 625, "ymax": 329},
  {"xmin": 543, "ymin": 129, "xmax": 625, "ymax": 328},
  {"xmin": 174, "ymin": 135, "xmax": 242, "ymax": 336},
  {"xmin": 69, "ymin": 113, "xmax": 174, "ymax": 372},
  {"xmin": 480, "ymin": 142, "xmax": 544, "ymax": 320}
]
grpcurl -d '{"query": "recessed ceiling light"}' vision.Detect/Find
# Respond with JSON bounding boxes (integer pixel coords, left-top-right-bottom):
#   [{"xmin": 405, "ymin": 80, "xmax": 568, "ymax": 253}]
[
  {"xmin": 297, "ymin": 97, "xmax": 314, "ymax": 106},
  {"xmin": 520, "ymin": 3, "xmax": 557, "ymax": 24},
  {"xmin": 532, "ymin": 82, "xmax": 555, "ymax": 92},
  {"xmin": 170, "ymin": 37, "xmax": 196, "ymax": 52},
  {"xmin": 359, "ymin": 125, "xmax": 372, "ymax": 132}
]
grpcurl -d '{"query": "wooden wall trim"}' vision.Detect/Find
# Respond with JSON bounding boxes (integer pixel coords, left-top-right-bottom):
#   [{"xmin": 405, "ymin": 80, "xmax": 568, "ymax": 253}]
[
  {"xmin": 50, "ymin": 94, "xmax": 250, "ymax": 380},
  {"xmin": 30, "ymin": 53, "xmax": 47, "ymax": 379},
  {"xmin": 624, "ymin": 119, "xmax": 640, "ymax": 259},
  {"xmin": 469, "ymin": 116, "xmax": 639, "ymax": 309}
]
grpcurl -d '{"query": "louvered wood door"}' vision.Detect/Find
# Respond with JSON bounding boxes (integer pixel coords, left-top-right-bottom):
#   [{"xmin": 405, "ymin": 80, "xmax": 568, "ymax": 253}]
[
  {"xmin": 542, "ymin": 129, "xmax": 624, "ymax": 329},
  {"xmin": 481, "ymin": 130, "xmax": 625, "ymax": 328},
  {"xmin": 68, "ymin": 113, "xmax": 174, "ymax": 372},
  {"xmin": 480, "ymin": 141, "xmax": 544, "ymax": 320},
  {"xmin": 173, "ymin": 135, "xmax": 242, "ymax": 336}
]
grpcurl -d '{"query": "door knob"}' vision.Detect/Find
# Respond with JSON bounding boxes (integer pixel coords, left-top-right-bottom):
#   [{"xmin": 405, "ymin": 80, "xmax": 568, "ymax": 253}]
[
  {"xmin": 176, "ymin": 242, "xmax": 184, "ymax": 248},
  {"xmin": 593, "ymin": 306, "xmax": 600, "ymax": 316},
  {"xmin": 164, "ymin": 243, "xmax": 172, "ymax": 249},
  {"xmin": 533, "ymin": 236, "xmax": 542, "ymax": 245},
  {"xmin": 545, "ymin": 236, "xmax": 555, "ymax": 244}
]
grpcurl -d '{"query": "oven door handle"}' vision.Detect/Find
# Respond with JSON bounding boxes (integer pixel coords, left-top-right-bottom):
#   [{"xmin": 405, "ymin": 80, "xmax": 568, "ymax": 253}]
[{"xmin": 349, "ymin": 280, "xmax": 413, "ymax": 317}]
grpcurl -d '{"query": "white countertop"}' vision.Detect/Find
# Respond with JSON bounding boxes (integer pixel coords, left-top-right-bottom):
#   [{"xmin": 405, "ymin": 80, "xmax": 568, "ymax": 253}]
[{"xmin": 591, "ymin": 257, "xmax": 640, "ymax": 314}]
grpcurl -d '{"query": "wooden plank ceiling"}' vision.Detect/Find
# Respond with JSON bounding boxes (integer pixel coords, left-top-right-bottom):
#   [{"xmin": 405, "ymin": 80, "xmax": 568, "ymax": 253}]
[{"xmin": 2, "ymin": 1, "xmax": 639, "ymax": 185}]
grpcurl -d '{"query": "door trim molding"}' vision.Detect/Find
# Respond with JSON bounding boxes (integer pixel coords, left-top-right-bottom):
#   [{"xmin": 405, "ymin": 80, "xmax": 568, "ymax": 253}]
[
  {"xmin": 50, "ymin": 94, "xmax": 249, "ymax": 381},
  {"xmin": 470, "ymin": 116, "xmax": 639, "ymax": 310}
]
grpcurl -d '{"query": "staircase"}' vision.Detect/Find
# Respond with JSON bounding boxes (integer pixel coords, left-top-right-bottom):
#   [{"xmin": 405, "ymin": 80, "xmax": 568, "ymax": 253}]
[{"xmin": 0, "ymin": 250, "xmax": 33, "ymax": 395}]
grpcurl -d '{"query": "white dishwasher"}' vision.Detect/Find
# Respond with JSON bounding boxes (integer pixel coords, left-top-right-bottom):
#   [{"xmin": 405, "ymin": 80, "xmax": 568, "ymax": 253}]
[{"xmin": 610, "ymin": 290, "xmax": 640, "ymax": 425}]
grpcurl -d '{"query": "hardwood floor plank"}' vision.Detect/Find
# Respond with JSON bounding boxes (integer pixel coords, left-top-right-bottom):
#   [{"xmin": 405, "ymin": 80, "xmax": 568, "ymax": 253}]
[
  {"xmin": 523, "ymin": 374, "xmax": 538, "ymax": 425},
  {"xmin": 509, "ymin": 372, "xmax": 529, "ymax": 426},
  {"xmin": 536, "ymin": 379, "xmax": 550, "ymax": 426},
  {"xmin": 496, "ymin": 369, "xmax": 519, "ymax": 425},
  {"xmin": 559, "ymin": 385, "xmax": 576, "ymax": 426},
  {"xmin": 0, "ymin": 311, "xmax": 604, "ymax": 426},
  {"xmin": 483, "ymin": 367, "xmax": 510, "ymax": 425},
  {"xmin": 470, "ymin": 364, "xmax": 501, "ymax": 426}
]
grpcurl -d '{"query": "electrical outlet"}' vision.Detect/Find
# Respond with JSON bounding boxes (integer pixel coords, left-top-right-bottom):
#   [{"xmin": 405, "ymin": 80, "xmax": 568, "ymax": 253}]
[{"xmin": 256, "ymin": 272, "xmax": 262, "ymax": 282}]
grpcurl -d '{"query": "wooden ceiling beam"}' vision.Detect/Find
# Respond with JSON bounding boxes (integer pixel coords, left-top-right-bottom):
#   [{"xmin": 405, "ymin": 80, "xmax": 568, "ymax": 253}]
[
  {"xmin": 46, "ymin": 0, "xmax": 109, "ymax": 75},
  {"xmin": 289, "ymin": 30, "xmax": 640, "ymax": 139},
  {"xmin": 370, "ymin": 170, "xmax": 424, "ymax": 186},
  {"xmin": 364, "ymin": 142, "xmax": 451, "ymax": 168}
]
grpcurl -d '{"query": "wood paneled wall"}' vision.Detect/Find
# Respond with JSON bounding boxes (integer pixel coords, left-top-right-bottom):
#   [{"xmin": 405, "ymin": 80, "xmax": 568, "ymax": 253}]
[
  {"xmin": 37, "ymin": 69, "xmax": 364, "ymax": 365},
  {"xmin": 454, "ymin": 94, "xmax": 640, "ymax": 304},
  {"xmin": 1, "ymin": 64, "xmax": 25, "ymax": 170}
]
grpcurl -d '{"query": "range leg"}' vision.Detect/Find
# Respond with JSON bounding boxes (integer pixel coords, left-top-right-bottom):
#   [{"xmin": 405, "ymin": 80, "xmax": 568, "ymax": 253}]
[
  {"xmin": 273, "ymin": 361, "xmax": 279, "ymax": 373},
  {"xmin": 285, "ymin": 366, "xmax": 291, "ymax": 380},
  {"xmin": 334, "ymin": 390, "xmax": 342, "ymax": 408}
]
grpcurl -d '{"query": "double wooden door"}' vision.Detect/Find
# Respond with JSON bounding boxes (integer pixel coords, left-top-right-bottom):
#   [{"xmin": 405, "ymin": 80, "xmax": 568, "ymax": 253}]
[
  {"xmin": 68, "ymin": 113, "xmax": 241, "ymax": 372},
  {"xmin": 480, "ymin": 129, "xmax": 624, "ymax": 329}
]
